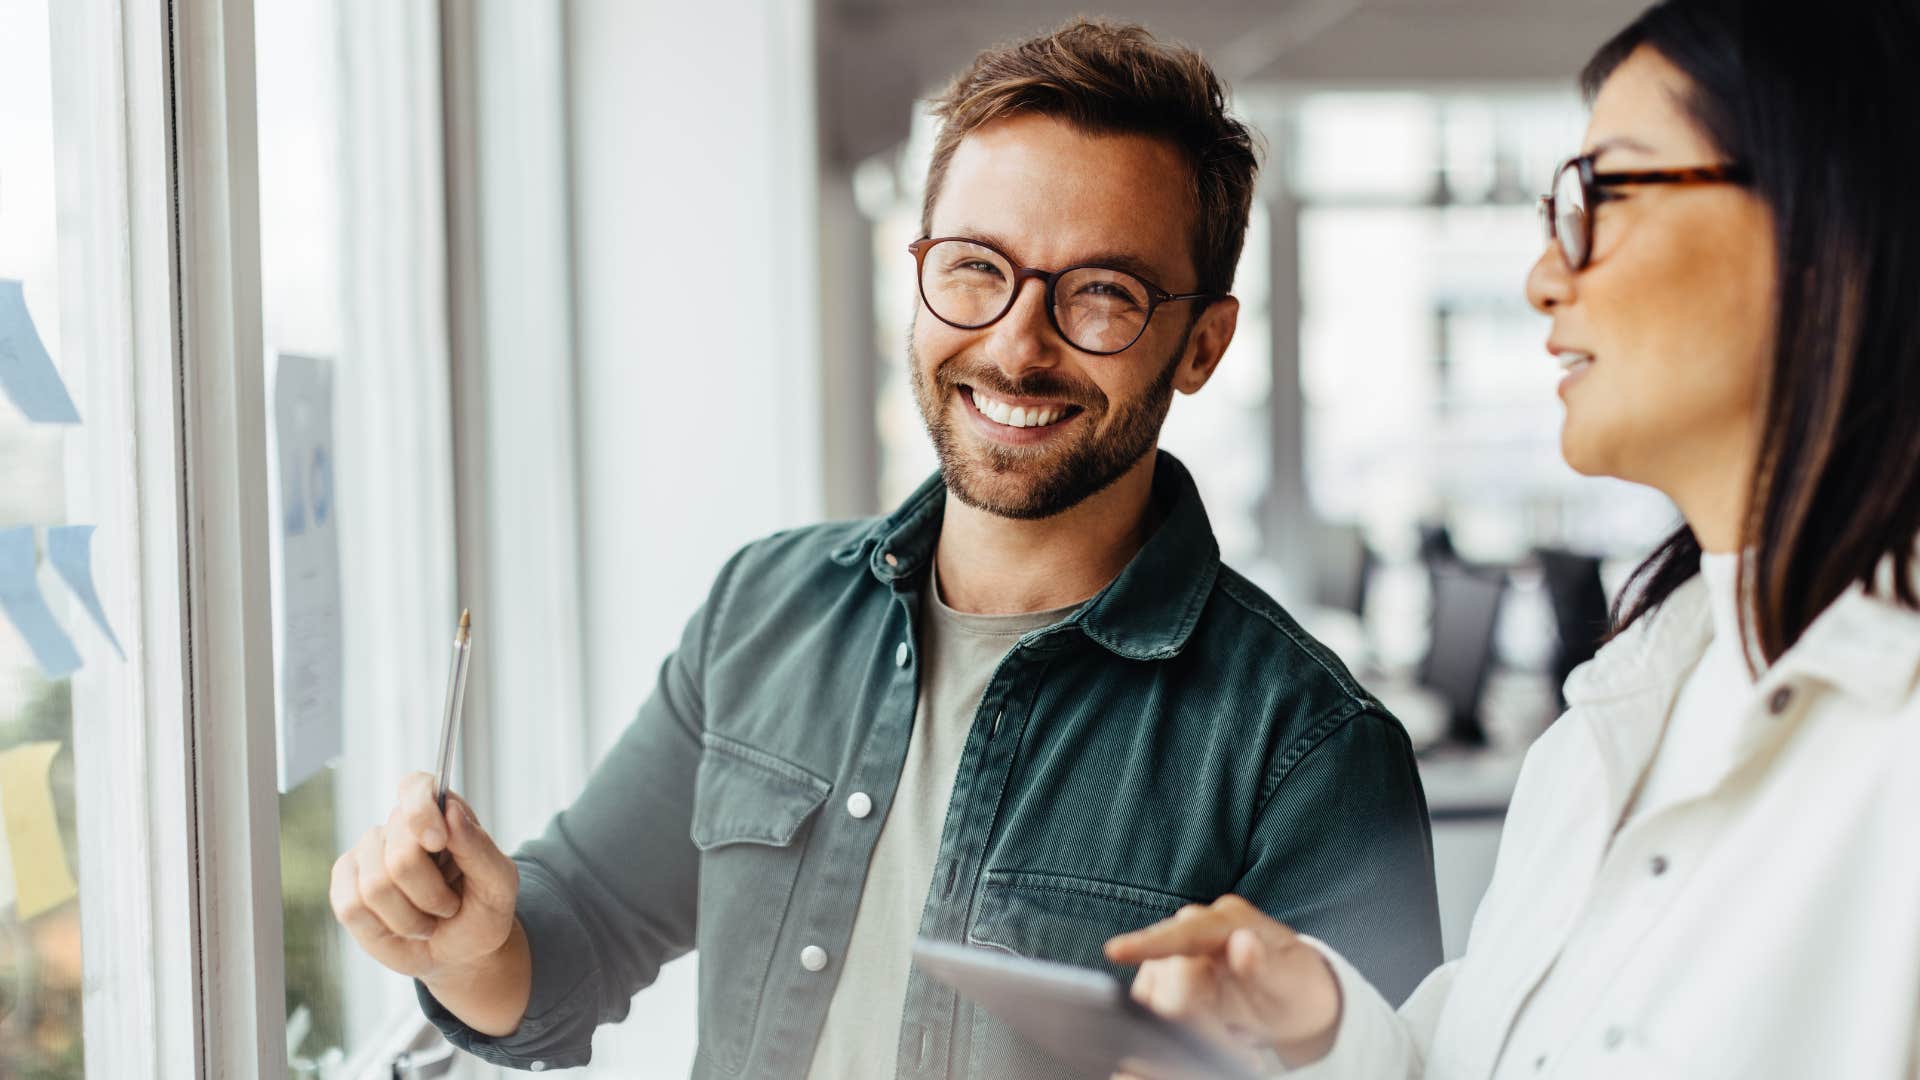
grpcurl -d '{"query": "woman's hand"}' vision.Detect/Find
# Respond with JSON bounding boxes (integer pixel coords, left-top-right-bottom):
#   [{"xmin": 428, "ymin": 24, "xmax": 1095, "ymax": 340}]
[{"xmin": 1104, "ymin": 895, "xmax": 1344, "ymax": 1074}]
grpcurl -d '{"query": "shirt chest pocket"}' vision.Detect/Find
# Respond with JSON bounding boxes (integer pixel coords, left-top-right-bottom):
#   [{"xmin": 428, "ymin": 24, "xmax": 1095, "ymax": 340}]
[
  {"xmin": 960, "ymin": 870, "xmax": 1202, "ymax": 1080},
  {"xmin": 689, "ymin": 732, "xmax": 831, "ymax": 1076},
  {"xmin": 965, "ymin": 869, "xmax": 1198, "ymax": 978}
]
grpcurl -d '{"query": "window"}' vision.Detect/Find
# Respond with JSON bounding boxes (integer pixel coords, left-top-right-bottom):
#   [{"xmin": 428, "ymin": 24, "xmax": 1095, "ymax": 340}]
[
  {"xmin": 252, "ymin": 2, "xmax": 458, "ymax": 1074},
  {"xmin": 1, "ymin": 2, "xmax": 91, "ymax": 1073}
]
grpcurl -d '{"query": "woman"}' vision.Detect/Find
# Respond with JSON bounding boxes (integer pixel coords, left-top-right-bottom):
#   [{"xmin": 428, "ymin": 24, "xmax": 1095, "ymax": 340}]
[{"xmin": 1105, "ymin": 1, "xmax": 1920, "ymax": 1076}]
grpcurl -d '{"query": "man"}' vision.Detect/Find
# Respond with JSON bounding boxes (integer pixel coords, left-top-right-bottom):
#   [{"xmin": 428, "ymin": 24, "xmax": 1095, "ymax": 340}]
[{"xmin": 330, "ymin": 19, "xmax": 1441, "ymax": 1079}]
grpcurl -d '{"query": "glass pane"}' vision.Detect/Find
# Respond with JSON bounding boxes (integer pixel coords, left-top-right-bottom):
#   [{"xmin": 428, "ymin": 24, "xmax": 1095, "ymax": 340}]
[
  {"xmin": 254, "ymin": 3, "xmax": 352, "ymax": 1068},
  {"xmin": 255, "ymin": 3, "xmax": 456, "ymax": 1074},
  {"xmin": 1293, "ymin": 89, "xmax": 1676, "ymax": 684},
  {"xmin": 0, "ymin": 0, "xmax": 85, "ymax": 1075}
]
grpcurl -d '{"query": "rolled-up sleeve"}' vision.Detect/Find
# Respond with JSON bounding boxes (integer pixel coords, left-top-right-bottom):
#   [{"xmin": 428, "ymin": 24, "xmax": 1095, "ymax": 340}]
[
  {"xmin": 1237, "ymin": 705, "xmax": 1443, "ymax": 1007},
  {"xmin": 416, "ymin": 863, "xmax": 603, "ymax": 1069},
  {"xmin": 417, "ymin": 556, "xmax": 740, "ymax": 1069}
]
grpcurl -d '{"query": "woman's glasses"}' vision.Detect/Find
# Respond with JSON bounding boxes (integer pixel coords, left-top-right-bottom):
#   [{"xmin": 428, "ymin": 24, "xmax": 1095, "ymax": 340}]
[
  {"xmin": 1540, "ymin": 153, "xmax": 1751, "ymax": 270},
  {"xmin": 908, "ymin": 236, "xmax": 1220, "ymax": 356}
]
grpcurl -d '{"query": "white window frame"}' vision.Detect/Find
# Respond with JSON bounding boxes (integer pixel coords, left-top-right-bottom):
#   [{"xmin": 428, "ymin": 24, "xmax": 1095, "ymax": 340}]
[
  {"xmin": 48, "ymin": 0, "xmax": 200, "ymax": 1073},
  {"xmin": 169, "ymin": 0, "xmax": 288, "ymax": 1071},
  {"xmin": 50, "ymin": 0, "xmax": 468, "ymax": 1074},
  {"xmin": 48, "ymin": 0, "xmax": 284, "ymax": 1073}
]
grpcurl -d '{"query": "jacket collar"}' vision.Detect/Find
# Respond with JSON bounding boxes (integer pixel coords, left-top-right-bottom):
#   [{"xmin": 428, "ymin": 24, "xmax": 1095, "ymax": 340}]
[
  {"xmin": 1772, "ymin": 549, "xmax": 1920, "ymax": 709},
  {"xmin": 1564, "ymin": 571, "xmax": 1714, "ymax": 707},
  {"xmin": 1567, "ymin": 545, "xmax": 1920, "ymax": 711},
  {"xmin": 828, "ymin": 450, "xmax": 1221, "ymax": 661}
]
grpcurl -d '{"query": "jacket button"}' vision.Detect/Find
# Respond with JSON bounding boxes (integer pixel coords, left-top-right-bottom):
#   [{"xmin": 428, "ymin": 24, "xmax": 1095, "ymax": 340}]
[
  {"xmin": 896, "ymin": 641, "xmax": 910, "ymax": 668},
  {"xmin": 1768, "ymin": 686, "xmax": 1794, "ymax": 715},
  {"xmin": 883, "ymin": 551, "xmax": 899, "ymax": 567},
  {"xmin": 801, "ymin": 945, "xmax": 829, "ymax": 972},
  {"xmin": 847, "ymin": 792, "xmax": 873, "ymax": 819}
]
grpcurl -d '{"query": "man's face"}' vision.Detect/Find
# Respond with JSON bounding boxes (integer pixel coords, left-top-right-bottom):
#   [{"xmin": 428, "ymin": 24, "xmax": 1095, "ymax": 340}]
[{"xmin": 911, "ymin": 113, "xmax": 1224, "ymax": 520}]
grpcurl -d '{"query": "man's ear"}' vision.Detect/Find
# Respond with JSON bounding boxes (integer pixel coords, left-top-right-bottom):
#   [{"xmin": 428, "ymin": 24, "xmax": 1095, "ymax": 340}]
[{"xmin": 1172, "ymin": 296, "xmax": 1239, "ymax": 395}]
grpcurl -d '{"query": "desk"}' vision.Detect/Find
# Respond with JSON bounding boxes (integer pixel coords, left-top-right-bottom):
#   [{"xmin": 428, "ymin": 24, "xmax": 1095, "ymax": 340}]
[{"xmin": 1419, "ymin": 748, "xmax": 1527, "ymax": 961}]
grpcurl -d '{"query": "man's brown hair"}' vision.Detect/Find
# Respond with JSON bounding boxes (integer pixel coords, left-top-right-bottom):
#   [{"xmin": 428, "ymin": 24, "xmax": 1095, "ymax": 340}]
[{"xmin": 921, "ymin": 18, "xmax": 1261, "ymax": 296}]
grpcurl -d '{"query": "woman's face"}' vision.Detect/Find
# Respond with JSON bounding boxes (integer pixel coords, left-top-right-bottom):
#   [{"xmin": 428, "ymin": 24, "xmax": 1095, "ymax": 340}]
[{"xmin": 1526, "ymin": 46, "xmax": 1777, "ymax": 500}]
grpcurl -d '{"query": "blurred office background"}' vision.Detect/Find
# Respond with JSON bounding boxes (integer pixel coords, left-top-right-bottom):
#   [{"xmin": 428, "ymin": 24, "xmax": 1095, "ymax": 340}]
[{"xmin": 0, "ymin": 0, "xmax": 1671, "ymax": 1076}]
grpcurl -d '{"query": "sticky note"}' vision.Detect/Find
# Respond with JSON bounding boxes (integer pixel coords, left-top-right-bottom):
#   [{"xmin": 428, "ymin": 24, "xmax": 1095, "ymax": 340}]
[
  {"xmin": 0, "ymin": 802, "xmax": 15, "ymax": 910},
  {"xmin": 0, "ymin": 527, "xmax": 82, "ymax": 679},
  {"xmin": 0, "ymin": 279, "xmax": 81, "ymax": 424},
  {"xmin": 0, "ymin": 741, "xmax": 79, "ymax": 919},
  {"xmin": 47, "ymin": 525, "xmax": 125, "ymax": 661}
]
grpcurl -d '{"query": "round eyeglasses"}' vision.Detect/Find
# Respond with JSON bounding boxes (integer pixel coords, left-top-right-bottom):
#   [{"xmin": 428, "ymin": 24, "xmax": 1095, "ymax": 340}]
[
  {"xmin": 908, "ymin": 236, "xmax": 1220, "ymax": 356},
  {"xmin": 1539, "ymin": 153, "xmax": 1751, "ymax": 270}
]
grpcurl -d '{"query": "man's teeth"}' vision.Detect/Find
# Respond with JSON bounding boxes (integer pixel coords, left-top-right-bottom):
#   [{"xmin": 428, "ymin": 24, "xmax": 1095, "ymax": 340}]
[
  {"xmin": 971, "ymin": 388, "xmax": 1067, "ymax": 428},
  {"xmin": 1557, "ymin": 351, "xmax": 1595, "ymax": 374}
]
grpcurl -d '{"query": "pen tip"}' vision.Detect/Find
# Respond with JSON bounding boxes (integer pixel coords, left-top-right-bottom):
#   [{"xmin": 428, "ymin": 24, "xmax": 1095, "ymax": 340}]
[{"xmin": 459, "ymin": 608, "xmax": 471, "ymax": 637}]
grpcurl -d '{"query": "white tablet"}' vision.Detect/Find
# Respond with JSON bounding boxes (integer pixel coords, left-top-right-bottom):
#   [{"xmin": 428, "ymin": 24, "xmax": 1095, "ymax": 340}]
[{"xmin": 911, "ymin": 937, "xmax": 1264, "ymax": 1080}]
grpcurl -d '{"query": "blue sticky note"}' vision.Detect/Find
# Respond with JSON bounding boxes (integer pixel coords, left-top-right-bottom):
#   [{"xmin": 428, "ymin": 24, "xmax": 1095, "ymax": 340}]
[
  {"xmin": 46, "ymin": 525, "xmax": 125, "ymax": 661},
  {"xmin": 0, "ymin": 527, "xmax": 82, "ymax": 679},
  {"xmin": 0, "ymin": 279, "xmax": 81, "ymax": 424}
]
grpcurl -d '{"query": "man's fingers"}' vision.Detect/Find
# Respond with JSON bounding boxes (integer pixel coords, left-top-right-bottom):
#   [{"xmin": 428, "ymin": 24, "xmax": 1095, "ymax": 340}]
[
  {"xmin": 397, "ymin": 771, "xmax": 448, "ymax": 852},
  {"xmin": 331, "ymin": 850, "xmax": 431, "ymax": 975},
  {"xmin": 443, "ymin": 795, "xmax": 517, "ymax": 911},
  {"xmin": 330, "ymin": 849, "xmax": 389, "ymax": 946},
  {"xmin": 384, "ymin": 816, "xmax": 461, "ymax": 919},
  {"xmin": 353, "ymin": 826, "xmax": 436, "ymax": 939}
]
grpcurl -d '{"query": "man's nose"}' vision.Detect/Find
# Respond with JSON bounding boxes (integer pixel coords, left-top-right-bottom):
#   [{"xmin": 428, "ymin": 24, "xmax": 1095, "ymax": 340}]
[{"xmin": 982, "ymin": 276, "xmax": 1064, "ymax": 378}]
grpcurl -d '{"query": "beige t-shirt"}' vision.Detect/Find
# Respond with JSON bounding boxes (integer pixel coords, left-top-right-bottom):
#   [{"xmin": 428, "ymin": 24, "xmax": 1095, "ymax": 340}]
[{"xmin": 805, "ymin": 563, "xmax": 1078, "ymax": 1080}]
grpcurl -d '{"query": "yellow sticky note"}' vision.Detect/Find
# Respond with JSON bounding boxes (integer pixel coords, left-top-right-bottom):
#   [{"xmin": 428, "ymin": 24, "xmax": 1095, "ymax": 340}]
[{"xmin": 0, "ymin": 740, "xmax": 78, "ymax": 919}]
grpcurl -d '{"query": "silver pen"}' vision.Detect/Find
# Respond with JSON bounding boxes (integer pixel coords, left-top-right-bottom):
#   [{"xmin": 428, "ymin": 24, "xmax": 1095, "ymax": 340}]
[{"xmin": 434, "ymin": 608, "xmax": 472, "ymax": 814}]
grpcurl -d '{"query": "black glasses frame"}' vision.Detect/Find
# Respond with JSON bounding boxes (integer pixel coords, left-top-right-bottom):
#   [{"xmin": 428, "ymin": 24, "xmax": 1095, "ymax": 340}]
[
  {"xmin": 908, "ymin": 235, "xmax": 1221, "ymax": 357},
  {"xmin": 1539, "ymin": 153, "xmax": 1752, "ymax": 271}
]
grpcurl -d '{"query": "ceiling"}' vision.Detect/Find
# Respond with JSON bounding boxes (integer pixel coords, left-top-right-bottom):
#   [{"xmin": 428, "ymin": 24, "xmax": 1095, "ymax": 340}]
[{"xmin": 816, "ymin": 0, "xmax": 1652, "ymax": 166}]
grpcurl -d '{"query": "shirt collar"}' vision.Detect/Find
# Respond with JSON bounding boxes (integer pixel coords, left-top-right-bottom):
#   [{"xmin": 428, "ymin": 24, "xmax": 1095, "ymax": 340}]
[{"xmin": 828, "ymin": 450, "xmax": 1221, "ymax": 661}]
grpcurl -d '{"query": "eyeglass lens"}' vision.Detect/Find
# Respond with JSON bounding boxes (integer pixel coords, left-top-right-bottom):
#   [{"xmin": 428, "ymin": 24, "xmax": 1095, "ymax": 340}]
[
  {"xmin": 1550, "ymin": 162, "xmax": 1590, "ymax": 268},
  {"xmin": 918, "ymin": 239, "xmax": 1153, "ymax": 354}
]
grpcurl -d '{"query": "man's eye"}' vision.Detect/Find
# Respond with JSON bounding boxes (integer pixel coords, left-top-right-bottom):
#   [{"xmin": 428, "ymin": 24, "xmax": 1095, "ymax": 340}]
[
  {"xmin": 1077, "ymin": 281, "xmax": 1143, "ymax": 307},
  {"xmin": 950, "ymin": 259, "xmax": 1004, "ymax": 277}
]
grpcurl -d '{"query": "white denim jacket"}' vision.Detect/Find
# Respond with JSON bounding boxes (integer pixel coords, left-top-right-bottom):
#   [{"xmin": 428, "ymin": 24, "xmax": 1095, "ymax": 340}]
[{"xmin": 1296, "ymin": 553, "xmax": 1920, "ymax": 1080}]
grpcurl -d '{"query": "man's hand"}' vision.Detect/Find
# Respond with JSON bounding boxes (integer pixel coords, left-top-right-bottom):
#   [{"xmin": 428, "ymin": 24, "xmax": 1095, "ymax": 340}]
[
  {"xmin": 1104, "ymin": 895, "xmax": 1343, "ymax": 1075},
  {"xmin": 329, "ymin": 772, "xmax": 520, "ymax": 983}
]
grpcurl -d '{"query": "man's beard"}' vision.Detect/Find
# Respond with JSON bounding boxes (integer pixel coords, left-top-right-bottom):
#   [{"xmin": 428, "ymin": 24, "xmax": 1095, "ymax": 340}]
[{"xmin": 908, "ymin": 331, "xmax": 1185, "ymax": 521}]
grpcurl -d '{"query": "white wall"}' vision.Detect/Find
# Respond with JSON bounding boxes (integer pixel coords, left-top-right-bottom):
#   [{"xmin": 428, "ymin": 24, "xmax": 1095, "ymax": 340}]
[{"xmin": 564, "ymin": 2, "xmax": 823, "ymax": 1074}]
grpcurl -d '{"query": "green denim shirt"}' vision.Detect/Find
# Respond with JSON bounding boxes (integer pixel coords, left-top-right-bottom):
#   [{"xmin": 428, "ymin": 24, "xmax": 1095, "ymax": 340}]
[{"xmin": 421, "ymin": 451, "xmax": 1442, "ymax": 1077}]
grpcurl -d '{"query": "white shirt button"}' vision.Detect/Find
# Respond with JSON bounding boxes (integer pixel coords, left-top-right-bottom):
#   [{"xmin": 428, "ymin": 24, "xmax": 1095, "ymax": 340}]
[
  {"xmin": 530, "ymin": 1063, "xmax": 546, "ymax": 1073},
  {"xmin": 1768, "ymin": 685, "xmax": 1795, "ymax": 715},
  {"xmin": 801, "ymin": 945, "xmax": 829, "ymax": 972},
  {"xmin": 1603, "ymin": 1025, "xmax": 1626, "ymax": 1050},
  {"xmin": 896, "ymin": 641, "xmax": 910, "ymax": 668},
  {"xmin": 847, "ymin": 792, "xmax": 873, "ymax": 819}
]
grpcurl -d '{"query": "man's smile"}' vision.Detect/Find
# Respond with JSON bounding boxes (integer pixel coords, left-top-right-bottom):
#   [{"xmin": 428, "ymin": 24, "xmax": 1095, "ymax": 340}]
[{"xmin": 957, "ymin": 384, "xmax": 1086, "ymax": 446}]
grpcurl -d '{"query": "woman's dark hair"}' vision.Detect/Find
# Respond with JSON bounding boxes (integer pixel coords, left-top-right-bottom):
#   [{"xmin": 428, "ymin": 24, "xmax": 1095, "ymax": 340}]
[{"xmin": 1587, "ymin": 0, "xmax": 1920, "ymax": 661}]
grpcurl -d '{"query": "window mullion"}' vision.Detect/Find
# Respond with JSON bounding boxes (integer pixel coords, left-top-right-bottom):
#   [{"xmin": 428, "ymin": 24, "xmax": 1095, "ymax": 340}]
[{"xmin": 167, "ymin": 0, "xmax": 286, "ymax": 1073}]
